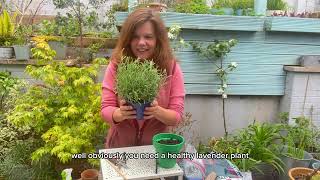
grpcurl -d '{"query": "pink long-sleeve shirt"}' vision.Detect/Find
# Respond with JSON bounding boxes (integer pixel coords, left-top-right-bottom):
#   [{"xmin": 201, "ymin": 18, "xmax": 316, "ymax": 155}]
[{"xmin": 101, "ymin": 60, "xmax": 185, "ymax": 148}]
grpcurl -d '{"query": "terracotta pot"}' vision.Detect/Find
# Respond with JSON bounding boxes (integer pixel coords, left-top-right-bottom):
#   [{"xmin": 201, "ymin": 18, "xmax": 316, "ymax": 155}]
[
  {"xmin": 148, "ymin": 3, "xmax": 167, "ymax": 12},
  {"xmin": 55, "ymin": 159, "xmax": 91, "ymax": 179},
  {"xmin": 288, "ymin": 167, "xmax": 320, "ymax": 180},
  {"xmin": 81, "ymin": 169, "xmax": 99, "ymax": 180}
]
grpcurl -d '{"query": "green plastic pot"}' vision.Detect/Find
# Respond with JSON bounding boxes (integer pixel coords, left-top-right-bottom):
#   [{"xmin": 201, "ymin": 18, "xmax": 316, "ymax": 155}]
[{"xmin": 152, "ymin": 133, "xmax": 185, "ymax": 168}]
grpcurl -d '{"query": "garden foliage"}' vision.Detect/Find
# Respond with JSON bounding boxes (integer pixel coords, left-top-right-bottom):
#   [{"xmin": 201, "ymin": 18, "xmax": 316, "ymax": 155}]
[{"xmin": 7, "ymin": 41, "xmax": 108, "ymax": 164}]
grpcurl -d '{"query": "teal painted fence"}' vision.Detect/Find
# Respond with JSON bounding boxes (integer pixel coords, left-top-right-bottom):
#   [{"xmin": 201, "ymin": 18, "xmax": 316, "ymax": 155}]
[{"xmin": 115, "ymin": 12, "xmax": 320, "ymax": 95}]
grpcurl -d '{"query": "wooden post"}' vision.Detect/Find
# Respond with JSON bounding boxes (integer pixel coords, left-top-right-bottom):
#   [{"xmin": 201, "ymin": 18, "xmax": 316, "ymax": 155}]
[
  {"xmin": 254, "ymin": 0, "xmax": 267, "ymax": 16},
  {"xmin": 128, "ymin": 0, "xmax": 138, "ymax": 12}
]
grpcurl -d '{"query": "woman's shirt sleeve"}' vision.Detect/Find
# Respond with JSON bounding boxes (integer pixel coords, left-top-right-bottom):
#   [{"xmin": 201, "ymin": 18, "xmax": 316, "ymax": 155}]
[
  {"xmin": 101, "ymin": 61, "xmax": 118, "ymax": 126},
  {"xmin": 169, "ymin": 63, "xmax": 186, "ymax": 125}
]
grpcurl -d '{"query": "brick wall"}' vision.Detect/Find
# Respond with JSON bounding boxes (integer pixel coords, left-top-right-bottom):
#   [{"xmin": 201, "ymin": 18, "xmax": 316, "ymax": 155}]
[{"xmin": 281, "ymin": 71, "xmax": 320, "ymax": 126}]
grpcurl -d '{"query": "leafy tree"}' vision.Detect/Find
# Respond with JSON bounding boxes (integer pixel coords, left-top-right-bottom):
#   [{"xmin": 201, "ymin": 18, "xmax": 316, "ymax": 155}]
[
  {"xmin": 52, "ymin": 0, "xmax": 108, "ymax": 60},
  {"xmin": 191, "ymin": 39, "xmax": 238, "ymax": 136}
]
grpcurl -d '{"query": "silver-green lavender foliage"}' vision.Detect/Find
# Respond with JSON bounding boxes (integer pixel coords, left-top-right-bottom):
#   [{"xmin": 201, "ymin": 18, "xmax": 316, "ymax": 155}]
[{"xmin": 116, "ymin": 56, "xmax": 166, "ymax": 104}]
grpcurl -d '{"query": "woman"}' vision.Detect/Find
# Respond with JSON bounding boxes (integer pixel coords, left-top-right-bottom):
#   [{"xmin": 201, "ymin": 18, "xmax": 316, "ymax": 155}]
[{"xmin": 101, "ymin": 8, "xmax": 185, "ymax": 148}]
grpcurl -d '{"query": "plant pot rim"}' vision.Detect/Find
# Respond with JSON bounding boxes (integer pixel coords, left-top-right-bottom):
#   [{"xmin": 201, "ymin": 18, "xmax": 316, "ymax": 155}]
[
  {"xmin": 81, "ymin": 168, "xmax": 99, "ymax": 179},
  {"xmin": 148, "ymin": 2, "xmax": 167, "ymax": 8},
  {"xmin": 288, "ymin": 167, "xmax": 320, "ymax": 180},
  {"xmin": 153, "ymin": 133, "xmax": 185, "ymax": 147},
  {"xmin": 13, "ymin": 44, "xmax": 31, "ymax": 47}
]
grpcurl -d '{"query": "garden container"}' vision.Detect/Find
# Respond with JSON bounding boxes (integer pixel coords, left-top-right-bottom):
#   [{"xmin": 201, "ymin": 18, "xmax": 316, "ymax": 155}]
[
  {"xmin": 13, "ymin": 45, "xmax": 30, "ymax": 60},
  {"xmin": 221, "ymin": 8, "xmax": 234, "ymax": 15},
  {"xmin": 148, "ymin": 2, "xmax": 167, "ymax": 12},
  {"xmin": 71, "ymin": 37, "xmax": 117, "ymax": 49},
  {"xmin": 279, "ymin": 145, "xmax": 313, "ymax": 179},
  {"xmin": 55, "ymin": 159, "xmax": 90, "ymax": 179},
  {"xmin": 251, "ymin": 162, "xmax": 279, "ymax": 180},
  {"xmin": 299, "ymin": 55, "xmax": 320, "ymax": 67},
  {"xmin": 48, "ymin": 41, "xmax": 66, "ymax": 60},
  {"xmin": 235, "ymin": 9, "xmax": 243, "ymax": 16},
  {"xmin": 312, "ymin": 161, "xmax": 320, "ymax": 169},
  {"xmin": 288, "ymin": 167, "xmax": 320, "ymax": 180},
  {"xmin": 0, "ymin": 47, "xmax": 13, "ymax": 59},
  {"xmin": 254, "ymin": 0, "xmax": 267, "ymax": 16},
  {"xmin": 152, "ymin": 133, "xmax": 185, "ymax": 168},
  {"xmin": 210, "ymin": 8, "xmax": 223, "ymax": 15},
  {"xmin": 129, "ymin": 102, "xmax": 151, "ymax": 120},
  {"xmin": 81, "ymin": 169, "xmax": 99, "ymax": 180}
]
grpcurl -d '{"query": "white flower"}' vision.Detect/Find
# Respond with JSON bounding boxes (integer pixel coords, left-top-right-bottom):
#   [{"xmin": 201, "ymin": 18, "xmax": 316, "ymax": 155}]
[
  {"xmin": 168, "ymin": 32, "xmax": 175, "ymax": 40},
  {"xmin": 222, "ymin": 93, "xmax": 228, "ymax": 99},
  {"xmin": 229, "ymin": 39, "xmax": 237, "ymax": 45},
  {"xmin": 222, "ymin": 84, "xmax": 228, "ymax": 88},
  {"xmin": 170, "ymin": 25, "xmax": 181, "ymax": 33},
  {"xmin": 216, "ymin": 69, "xmax": 224, "ymax": 73},
  {"xmin": 179, "ymin": 39, "xmax": 185, "ymax": 44},
  {"xmin": 230, "ymin": 62, "xmax": 238, "ymax": 68},
  {"xmin": 218, "ymin": 88, "xmax": 224, "ymax": 93}
]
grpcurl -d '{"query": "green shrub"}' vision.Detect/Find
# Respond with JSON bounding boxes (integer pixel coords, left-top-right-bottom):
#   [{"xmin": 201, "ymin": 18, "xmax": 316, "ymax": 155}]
[
  {"xmin": 0, "ymin": 71, "xmax": 19, "ymax": 113},
  {"xmin": 206, "ymin": 122, "xmax": 284, "ymax": 173},
  {"xmin": 7, "ymin": 44, "xmax": 108, "ymax": 164},
  {"xmin": 0, "ymin": 139, "xmax": 58, "ymax": 180},
  {"xmin": 0, "ymin": 117, "xmax": 33, "ymax": 161},
  {"xmin": 231, "ymin": 0, "xmax": 254, "ymax": 10},
  {"xmin": 174, "ymin": 0, "xmax": 210, "ymax": 14},
  {"xmin": 116, "ymin": 56, "xmax": 166, "ymax": 104},
  {"xmin": 285, "ymin": 116, "xmax": 320, "ymax": 153},
  {"xmin": 212, "ymin": 0, "xmax": 233, "ymax": 8},
  {"xmin": 0, "ymin": 73, "xmax": 32, "ymax": 161},
  {"xmin": 0, "ymin": 9, "xmax": 16, "ymax": 46},
  {"xmin": 267, "ymin": 0, "xmax": 287, "ymax": 10}
]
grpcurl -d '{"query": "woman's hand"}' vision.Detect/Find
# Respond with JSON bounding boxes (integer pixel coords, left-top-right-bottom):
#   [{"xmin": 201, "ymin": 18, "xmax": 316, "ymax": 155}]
[
  {"xmin": 113, "ymin": 100, "xmax": 136, "ymax": 123},
  {"xmin": 144, "ymin": 100, "xmax": 161, "ymax": 120},
  {"xmin": 144, "ymin": 100, "xmax": 179, "ymax": 126}
]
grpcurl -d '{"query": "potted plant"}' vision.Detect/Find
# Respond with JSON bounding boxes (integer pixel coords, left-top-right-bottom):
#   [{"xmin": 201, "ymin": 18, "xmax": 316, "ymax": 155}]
[
  {"xmin": 212, "ymin": 0, "xmax": 234, "ymax": 15},
  {"xmin": 80, "ymin": 169, "xmax": 99, "ymax": 180},
  {"xmin": 152, "ymin": 133, "xmax": 185, "ymax": 168},
  {"xmin": 288, "ymin": 167, "xmax": 320, "ymax": 180},
  {"xmin": 52, "ymin": 0, "xmax": 111, "ymax": 62},
  {"xmin": 115, "ymin": 56, "xmax": 166, "ymax": 120},
  {"xmin": 0, "ymin": 9, "xmax": 16, "ymax": 59},
  {"xmin": 280, "ymin": 145, "xmax": 313, "ymax": 168},
  {"xmin": 210, "ymin": 122, "xmax": 285, "ymax": 179},
  {"xmin": 278, "ymin": 138, "xmax": 314, "ymax": 179},
  {"xmin": 36, "ymin": 20, "xmax": 67, "ymax": 60},
  {"xmin": 148, "ymin": 2, "xmax": 168, "ymax": 12},
  {"xmin": 266, "ymin": 0, "xmax": 287, "ymax": 16},
  {"xmin": 174, "ymin": 0, "xmax": 210, "ymax": 14},
  {"xmin": 13, "ymin": 25, "xmax": 32, "ymax": 60},
  {"xmin": 231, "ymin": 0, "xmax": 254, "ymax": 16}
]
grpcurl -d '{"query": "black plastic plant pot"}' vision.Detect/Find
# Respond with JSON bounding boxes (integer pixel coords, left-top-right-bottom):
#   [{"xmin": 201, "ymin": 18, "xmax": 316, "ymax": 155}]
[{"xmin": 129, "ymin": 102, "xmax": 151, "ymax": 120}]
